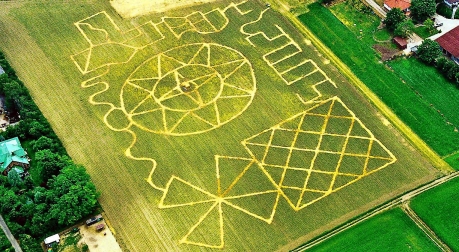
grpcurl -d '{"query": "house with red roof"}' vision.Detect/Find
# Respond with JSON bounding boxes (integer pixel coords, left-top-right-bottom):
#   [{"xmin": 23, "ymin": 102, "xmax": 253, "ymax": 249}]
[
  {"xmin": 384, "ymin": 0, "xmax": 411, "ymax": 13},
  {"xmin": 435, "ymin": 26, "xmax": 459, "ymax": 64}
]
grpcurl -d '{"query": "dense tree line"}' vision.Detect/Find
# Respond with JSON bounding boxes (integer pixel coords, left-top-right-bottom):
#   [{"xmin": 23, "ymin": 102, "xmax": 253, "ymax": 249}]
[
  {"xmin": 0, "ymin": 51, "xmax": 100, "ymax": 251},
  {"xmin": 416, "ymin": 40, "xmax": 459, "ymax": 86}
]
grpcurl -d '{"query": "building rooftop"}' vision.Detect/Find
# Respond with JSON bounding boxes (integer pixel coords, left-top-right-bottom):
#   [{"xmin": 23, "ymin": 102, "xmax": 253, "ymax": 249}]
[
  {"xmin": 436, "ymin": 26, "xmax": 459, "ymax": 58},
  {"xmin": 0, "ymin": 137, "xmax": 29, "ymax": 174},
  {"xmin": 384, "ymin": 0, "xmax": 411, "ymax": 10},
  {"xmin": 393, "ymin": 36, "xmax": 408, "ymax": 48}
]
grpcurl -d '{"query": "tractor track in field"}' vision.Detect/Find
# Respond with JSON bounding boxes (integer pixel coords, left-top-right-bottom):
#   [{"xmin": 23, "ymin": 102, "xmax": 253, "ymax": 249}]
[{"xmin": 290, "ymin": 171, "xmax": 459, "ymax": 251}]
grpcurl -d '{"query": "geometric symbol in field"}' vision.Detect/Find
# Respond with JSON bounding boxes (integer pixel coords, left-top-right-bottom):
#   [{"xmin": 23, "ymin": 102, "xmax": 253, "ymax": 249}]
[
  {"xmin": 157, "ymin": 157, "xmax": 279, "ymax": 248},
  {"xmin": 241, "ymin": 10, "xmax": 337, "ymax": 104},
  {"xmin": 242, "ymin": 96, "xmax": 397, "ymax": 211},
  {"xmin": 122, "ymin": 43, "xmax": 256, "ymax": 136}
]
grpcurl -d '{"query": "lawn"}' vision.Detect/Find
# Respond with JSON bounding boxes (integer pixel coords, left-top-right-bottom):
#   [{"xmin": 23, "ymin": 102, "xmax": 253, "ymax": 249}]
[
  {"xmin": 299, "ymin": 3, "xmax": 459, "ymax": 158},
  {"xmin": 410, "ymin": 176, "xmax": 459, "ymax": 251},
  {"xmin": 306, "ymin": 208, "xmax": 440, "ymax": 252},
  {"xmin": 413, "ymin": 26, "xmax": 438, "ymax": 39},
  {"xmin": 0, "ymin": 0, "xmax": 437, "ymax": 250}
]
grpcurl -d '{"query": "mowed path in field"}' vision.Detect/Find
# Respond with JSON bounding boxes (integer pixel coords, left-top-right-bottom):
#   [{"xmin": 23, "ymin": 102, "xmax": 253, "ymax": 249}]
[
  {"xmin": 0, "ymin": 5, "xmax": 182, "ymax": 251},
  {"xmin": 0, "ymin": 0, "xmax": 441, "ymax": 251}
]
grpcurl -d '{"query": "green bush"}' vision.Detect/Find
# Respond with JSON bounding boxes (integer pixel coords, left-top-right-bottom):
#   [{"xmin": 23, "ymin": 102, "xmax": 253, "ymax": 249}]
[{"xmin": 436, "ymin": 3, "xmax": 459, "ymax": 19}]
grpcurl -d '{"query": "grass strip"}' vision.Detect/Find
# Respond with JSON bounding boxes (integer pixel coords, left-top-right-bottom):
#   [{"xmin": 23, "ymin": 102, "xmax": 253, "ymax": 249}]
[
  {"xmin": 298, "ymin": 3, "xmax": 459, "ymax": 159},
  {"xmin": 305, "ymin": 207, "xmax": 440, "ymax": 252},
  {"xmin": 411, "ymin": 176, "xmax": 459, "ymax": 251}
]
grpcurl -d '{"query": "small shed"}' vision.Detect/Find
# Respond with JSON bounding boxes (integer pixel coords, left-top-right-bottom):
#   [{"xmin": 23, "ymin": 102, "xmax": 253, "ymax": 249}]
[
  {"xmin": 393, "ymin": 36, "xmax": 408, "ymax": 49},
  {"xmin": 44, "ymin": 234, "xmax": 60, "ymax": 246},
  {"xmin": 0, "ymin": 66, "xmax": 4, "ymax": 76}
]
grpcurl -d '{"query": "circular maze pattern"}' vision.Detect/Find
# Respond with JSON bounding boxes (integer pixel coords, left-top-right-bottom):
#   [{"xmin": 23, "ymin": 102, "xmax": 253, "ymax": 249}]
[{"xmin": 122, "ymin": 43, "xmax": 256, "ymax": 135}]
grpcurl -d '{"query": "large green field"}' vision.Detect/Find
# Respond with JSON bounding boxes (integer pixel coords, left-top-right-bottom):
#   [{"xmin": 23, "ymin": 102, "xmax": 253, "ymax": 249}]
[
  {"xmin": 388, "ymin": 58, "xmax": 459, "ymax": 166},
  {"xmin": 0, "ymin": 0, "xmax": 437, "ymax": 250},
  {"xmin": 306, "ymin": 208, "xmax": 440, "ymax": 252},
  {"xmin": 299, "ymin": 3, "xmax": 459, "ymax": 159},
  {"xmin": 411, "ymin": 176, "xmax": 459, "ymax": 251}
]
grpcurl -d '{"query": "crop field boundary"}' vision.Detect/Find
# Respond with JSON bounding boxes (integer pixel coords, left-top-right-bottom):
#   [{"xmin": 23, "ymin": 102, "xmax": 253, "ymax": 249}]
[
  {"xmin": 263, "ymin": 0, "xmax": 451, "ymax": 172},
  {"xmin": 66, "ymin": 0, "xmax": 406, "ymax": 248}
]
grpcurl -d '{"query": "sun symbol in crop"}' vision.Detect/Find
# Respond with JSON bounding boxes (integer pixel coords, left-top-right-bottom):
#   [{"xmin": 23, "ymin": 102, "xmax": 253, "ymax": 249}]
[{"xmin": 120, "ymin": 43, "xmax": 256, "ymax": 135}]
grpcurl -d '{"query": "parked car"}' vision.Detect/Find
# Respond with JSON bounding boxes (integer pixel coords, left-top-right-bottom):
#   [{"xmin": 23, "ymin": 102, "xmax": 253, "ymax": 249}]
[{"xmin": 86, "ymin": 214, "xmax": 103, "ymax": 226}]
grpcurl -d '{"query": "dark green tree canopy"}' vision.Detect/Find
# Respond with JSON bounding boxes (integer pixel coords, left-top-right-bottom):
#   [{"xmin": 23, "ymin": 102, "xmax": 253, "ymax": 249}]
[
  {"xmin": 410, "ymin": 0, "xmax": 436, "ymax": 22},
  {"xmin": 417, "ymin": 39, "xmax": 442, "ymax": 64},
  {"xmin": 394, "ymin": 19, "xmax": 415, "ymax": 38},
  {"xmin": 35, "ymin": 149, "xmax": 71, "ymax": 183},
  {"xmin": 47, "ymin": 165, "xmax": 100, "ymax": 226},
  {"xmin": 384, "ymin": 8, "xmax": 406, "ymax": 31}
]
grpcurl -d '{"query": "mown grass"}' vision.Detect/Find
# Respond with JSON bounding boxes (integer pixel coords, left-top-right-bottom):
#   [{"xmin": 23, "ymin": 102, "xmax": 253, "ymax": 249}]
[
  {"xmin": 299, "ymin": 3, "xmax": 459, "ymax": 157},
  {"xmin": 307, "ymin": 207, "xmax": 440, "ymax": 252},
  {"xmin": 413, "ymin": 26, "xmax": 438, "ymax": 39},
  {"xmin": 373, "ymin": 28, "xmax": 391, "ymax": 41},
  {"xmin": 411, "ymin": 176, "xmax": 459, "ymax": 251},
  {"xmin": 0, "ymin": 0, "xmax": 437, "ymax": 250}
]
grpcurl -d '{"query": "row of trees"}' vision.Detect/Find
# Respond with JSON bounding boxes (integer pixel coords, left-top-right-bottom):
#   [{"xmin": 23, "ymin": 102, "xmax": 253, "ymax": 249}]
[
  {"xmin": 0, "ymin": 51, "xmax": 100, "ymax": 251},
  {"xmin": 417, "ymin": 39, "xmax": 459, "ymax": 85}
]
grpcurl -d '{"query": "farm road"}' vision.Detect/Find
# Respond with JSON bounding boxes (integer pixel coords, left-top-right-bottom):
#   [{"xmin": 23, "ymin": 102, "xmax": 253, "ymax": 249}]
[
  {"xmin": 259, "ymin": 2, "xmax": 455, "ymax": 250},
  {"xmin": 0, "ymin": 215, "xmax": 22, "ymax": 252},
  {"xmin": 401, "ymin": 203, "xmax": 452, "ymax": 252},
  {"xmin": 363, "ymin": 0, "xmax": 387, "ymax": 18},
  {"xmin": 291, "ymin": 171, "xmax": 459, "ymax": 251},
  {"xmin": 266, "ymin": 0, "xmax": 452, "ymax": 173}
]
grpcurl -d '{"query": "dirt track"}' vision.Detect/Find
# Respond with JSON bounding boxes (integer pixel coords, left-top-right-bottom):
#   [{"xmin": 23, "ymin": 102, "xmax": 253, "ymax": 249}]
[
  {"xmin": 262, "ymin": 1, "xmax": 455, "ymax": 251},
  {"xmin": 290, "ymin": 170, "xmax": 459, "ymax": 251}
]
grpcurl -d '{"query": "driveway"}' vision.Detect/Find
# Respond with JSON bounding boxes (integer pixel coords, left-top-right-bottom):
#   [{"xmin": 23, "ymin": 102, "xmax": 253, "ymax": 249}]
[
  {"xmin": 0, "ymin": 215, "xmax": 22, "ymax": 252},
  {"xmin": 403, "ymin": 14, "xmax": 459, "ymax": 54},
  {"xmin": 429, "ymin": 14, "xmax": 459, "ymax": 40}
]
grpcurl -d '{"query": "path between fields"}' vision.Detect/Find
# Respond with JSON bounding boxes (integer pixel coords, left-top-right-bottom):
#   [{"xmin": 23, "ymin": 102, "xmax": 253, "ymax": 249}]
[
  {"xmin": 0, "ymin": 215, "xmax": 22, "ymax": 252},
  {"xmin": 363, "ymin": 0, "xmax": 387, "ymax": 18},
  {"xmin": 267, "ymin": 0, "xmax": 451, "ymax": 173},
  {"xmin": 290, "ymin": 171, "xmax": 459, "ymax": 251},
  {"xmin": 401, "ymin": 203, "xmax": 452, "ymax": 252}
]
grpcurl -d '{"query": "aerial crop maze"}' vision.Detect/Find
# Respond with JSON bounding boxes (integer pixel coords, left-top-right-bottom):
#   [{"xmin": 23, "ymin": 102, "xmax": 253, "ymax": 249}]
[{"xmin": 71, "ymin": 1, "xmax": 396, "ymax": 249}]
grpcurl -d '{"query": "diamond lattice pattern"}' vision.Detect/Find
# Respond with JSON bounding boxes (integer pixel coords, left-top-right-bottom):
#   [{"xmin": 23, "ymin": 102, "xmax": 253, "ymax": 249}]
[{"xmin": 243, "ymin": 97, "xmax": 396, "ymax": 210}]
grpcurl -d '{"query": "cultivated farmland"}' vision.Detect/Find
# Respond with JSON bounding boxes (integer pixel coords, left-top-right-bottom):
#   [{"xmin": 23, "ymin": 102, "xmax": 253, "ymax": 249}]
[
  {"xmin": 305, "ymin": 208, "xmax": 440, "ymax": 252},
  {"xmin": 411, "ymin": 176, "xmax": 459, "ymax": 251},
  {"xmin": 0, "ymin": 0, "xmax": 438, "ymax": 250}
]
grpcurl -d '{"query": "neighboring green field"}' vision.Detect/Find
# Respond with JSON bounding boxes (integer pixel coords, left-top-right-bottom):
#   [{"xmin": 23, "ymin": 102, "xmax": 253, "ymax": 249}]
[
  {"xmin": 0, "ymin": 0, "xmax": 437, "ymax": 250},
  {"xmin": 307, "ymin": 208, "xmax": 440, "ymax": 252},
  {"xmin": 411, "ymin": 176, "xmax": 459, "ymax": 251},
  {"xmin": 388, "ymin": 58, "xmax": 459, "ymax": 166},
  {"xmin": 299, "ymin": 3, "xmax": 459, "ymax": 158}
]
